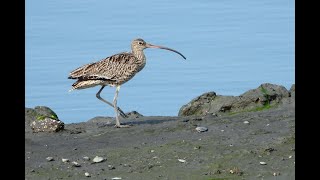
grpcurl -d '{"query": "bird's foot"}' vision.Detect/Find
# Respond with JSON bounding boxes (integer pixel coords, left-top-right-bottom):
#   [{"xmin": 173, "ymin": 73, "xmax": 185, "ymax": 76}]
[{"xmin": 114, "ymin": 124, "xmax": 132, "ymax": 128}]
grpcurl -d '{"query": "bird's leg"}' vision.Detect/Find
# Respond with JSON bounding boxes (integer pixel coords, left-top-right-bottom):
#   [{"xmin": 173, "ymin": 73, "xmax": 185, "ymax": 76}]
[
  {"xmin": 113, "ymin": 86, "xmax": 130, "ymax": 128},
  {"xmin": 96, "ymin": 86, "xmax": 128, "ymax": 118}
]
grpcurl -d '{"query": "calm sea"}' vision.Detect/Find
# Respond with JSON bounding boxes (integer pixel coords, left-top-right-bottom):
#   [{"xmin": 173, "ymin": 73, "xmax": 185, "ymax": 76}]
[{"xmin": 26, "ymin": 0, "xmax": 294, "ymax": 123}]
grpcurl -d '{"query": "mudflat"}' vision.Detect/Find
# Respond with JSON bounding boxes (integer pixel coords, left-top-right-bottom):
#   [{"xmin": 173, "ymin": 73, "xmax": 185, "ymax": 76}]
[{"xmin": 25, "ymin": 83, "xmax": 295, "ymax": 180}]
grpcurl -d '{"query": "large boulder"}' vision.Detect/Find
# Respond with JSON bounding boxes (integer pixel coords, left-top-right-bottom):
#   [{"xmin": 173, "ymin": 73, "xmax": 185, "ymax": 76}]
[
  {"xmin": 179, "ymin": 83, "xmax": 291, "ymax": 116},
  {"xmin": 25, "ymin": 106, "xmax": 64, "ymax": 133},
  {"xmin": 289, "ymin": 84, "xmax": 295, "ymax": 98}
]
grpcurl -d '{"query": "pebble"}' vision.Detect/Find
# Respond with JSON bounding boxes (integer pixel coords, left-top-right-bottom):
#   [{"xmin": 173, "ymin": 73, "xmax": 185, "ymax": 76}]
[
  {"xmin": 178, "ymin": 159, "xmax": 186, "ymax": 163},
  {"xmin": 83, "ymin": 156, "xmax": 90, "ymax": 161},
  {"xmin": 273, "ymin": 172, "xmax": 280, "ymax": 176},
  {"xmin": 221, "ymin": 130, "xmax": 225, "ymax": 132},
  {"xmin": 62, "ymin": 158, "xmax": 69, "ymax": 163},
  {"xmin": 150, "ymin": 150, "xmax": 155, "ymax": 153},
  {"xmin": 259, "ymin": 161, "xmax": 267, "ymax": 165},
  {"xmin": 93, "ymin": 156, "xmax": 105, "ymax": 163},
  {"xmin": 194, "ymin": 146, "xmax": 201, "ymax": 150},
  {"xmin": 46, "ymin": 157, "xmax": 54, "ymax": 161},
  {"xmin": 289, "ymin": 155, "xmax": 293, "ymax": 159},
  {"xmin": 72, "ymin": 161, "xmax": 81, "ymax": 167},
  {"xmin": 84, "ymin": 172, "xmax": 90, "ymax": 177},
  {"xmin": 195, "ymin": 127, "xmax": 208, "ymax": 132},
  {"xmin": 112, "ymin": 177, "xmax": 122, "ymax": 180},
  {"xmin": 108, "ymin": 165, "xmax": 115, "ymax": 170},
  {"xmin": 243, "ymin": 121, "xmax": 250, "ymax": 124}
]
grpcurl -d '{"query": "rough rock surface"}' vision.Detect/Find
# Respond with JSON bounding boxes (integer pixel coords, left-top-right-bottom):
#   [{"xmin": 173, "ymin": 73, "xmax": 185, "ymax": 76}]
[
  {"xmin": 179, "ymin": 83, "xmax": 292, "ymax": 116},
  {"xmin": 25, "ymin": 106, "xmax": 64, "ymax": 133}
]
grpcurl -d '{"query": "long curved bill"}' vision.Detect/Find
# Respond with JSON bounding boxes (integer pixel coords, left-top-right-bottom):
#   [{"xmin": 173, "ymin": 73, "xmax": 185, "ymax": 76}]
[{"xmin": 146, "ymin": 43, "xmax": 186, "ymax": 60}]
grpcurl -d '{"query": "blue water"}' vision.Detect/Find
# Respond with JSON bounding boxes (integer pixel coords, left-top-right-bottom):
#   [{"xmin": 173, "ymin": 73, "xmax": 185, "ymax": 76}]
[{"xmin": 26, "ymin": 0, "xmax": 295, "ymax": 123}]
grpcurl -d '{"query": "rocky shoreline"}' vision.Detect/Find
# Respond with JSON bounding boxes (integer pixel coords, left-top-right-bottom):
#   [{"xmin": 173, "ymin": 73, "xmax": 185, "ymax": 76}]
[{"xmin": 25, "ymin": 83, "xmax": 295, "ymax": 179}]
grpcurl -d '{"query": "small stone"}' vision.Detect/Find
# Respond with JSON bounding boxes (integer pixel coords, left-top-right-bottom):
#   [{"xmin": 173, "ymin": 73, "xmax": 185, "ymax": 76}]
[
  {"xmin": 108, "ymin": 165, "xmax": 115, "ymax": 170},
  {"xmin": 112, "ymin": 177, "xmax": 122, "ymax": 180},
  {"xmin": 30, "ymin": 169, "xmax": 35, "ymax": 172},
  {"xmin": 273, "ymin": 172, "xmax": 280, "ymax": 176},
  {"xmin": 221, "ymin": 130, "xmax": 224, "ymax": 132},
  {"xmin": 243, "ymin": 121, "xmax": 250, "ymax": 124},
  {"xmin": 195, "ymin": 127, "xmax": 208, "ymax": 132},
  {"xmin": 260, "ymin": 161, "xmax": 267, "ymax": 165},
  {"xmin": 46, "ymin": 157, "xmax": 54, "ymax": 161},
  {"xmin": 62, "ymin": 158, "xmax": 69, "ymax": 163},
  {"xmin": 93, "ymin": 156, "xmax": 105, "ymax": 163},
  {"xmin": 83, "ymin": 156, "xmax": 90, "ymax": 161},
  {"xmin": 178, "ymin": 159, "xmax": 186, "ymax": 163},
  {"xmin": 194, "ymin": 146, "xmax": 201, "ymax": 149},
  {"xmin": 85, "ymin": 172, "xmax": 90, "ymax": 177},
  {"xmin": 73, "ymin": 148, "xmax": 77, "ymax": 151},
  {"xmin": 72, "ymin": 161, "xmax": 81, "ymax": 167},
  {"xmin": 151, "ymin": 150, "xmax": 155, "ymax": 153},
  {"xmin": 264, "ymin": 147, "xmax": 275, "ymax": 152},
  {"xmin": 289, "ymin": 155, "xmax": 293, "ymax": 159}
]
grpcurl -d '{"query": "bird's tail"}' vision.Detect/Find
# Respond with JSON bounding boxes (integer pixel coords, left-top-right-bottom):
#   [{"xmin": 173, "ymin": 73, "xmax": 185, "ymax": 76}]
[
  {"xmin": 68, "ymin": 81, "xmax": 80, "ymax": 92},
  {"xmin": 68, "ymin": 87, "xmax": 75, "ymax": 92},
  {"xmin": 69, "ymin": 80, "xmax": 101, "ymax": 91}
]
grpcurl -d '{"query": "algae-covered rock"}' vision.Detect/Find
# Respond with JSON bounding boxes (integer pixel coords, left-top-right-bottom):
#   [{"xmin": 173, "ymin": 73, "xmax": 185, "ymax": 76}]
[
  {"xmin": 25, "ymin": 106, "xmax": 64, "ymax": 132},
  {"xmin": 30, "ymin": 117, "xmax": 64, "ymax": 132}
]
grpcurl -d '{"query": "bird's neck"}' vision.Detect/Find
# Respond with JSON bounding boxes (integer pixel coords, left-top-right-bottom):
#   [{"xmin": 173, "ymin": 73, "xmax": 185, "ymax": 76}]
[{"xmin": 132, "ymin": 50, "xmax": 146, "ymax": 63}]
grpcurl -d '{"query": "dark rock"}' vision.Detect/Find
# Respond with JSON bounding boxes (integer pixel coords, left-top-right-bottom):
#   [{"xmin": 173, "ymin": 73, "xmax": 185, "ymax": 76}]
[
  {"xmin": 178, "ymin": 92, "xmax": 218, "ymax": 116},
  {"xmin": 125, "ymin": 111, "xmax": 143, "ymax": 118},
  {"xmin": 25, "ymin": 108, "xmax": 37, "ymax": 133},
  {"xmin": 179, "ymin": 83, "xmax": 291, "ymax": 116},
  {"xmin": 239, "ymin": 83, "xmax": 289, "ymax": 106},
  {"xmin": 289, "ymin": 84, "xmax": 295, "ymax": 97},
  {"xmin": 87, "ymin": 116, "xmax": 113, "ymax": 123},
  {"xmin": 34, "ymin": 106, "xmax": 59, "ymax": 120}
]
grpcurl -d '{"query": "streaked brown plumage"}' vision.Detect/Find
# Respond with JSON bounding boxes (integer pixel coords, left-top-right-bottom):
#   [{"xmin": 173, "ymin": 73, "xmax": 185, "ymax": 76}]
[{"xmin": 68, "ymin": 38, "xmax": 186, "ymax": 127}]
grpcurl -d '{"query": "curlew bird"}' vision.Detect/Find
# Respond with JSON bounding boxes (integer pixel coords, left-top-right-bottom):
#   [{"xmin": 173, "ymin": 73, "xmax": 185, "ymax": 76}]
[{"xmin": 68, "ymin": 38, "xmax": 186, "ymax": 128}]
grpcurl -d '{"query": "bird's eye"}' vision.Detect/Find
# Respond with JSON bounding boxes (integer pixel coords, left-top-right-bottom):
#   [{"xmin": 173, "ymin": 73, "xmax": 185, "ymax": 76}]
[{"xmin": 138, "ymin": 42, "xmax": 143, "ymax": 45}]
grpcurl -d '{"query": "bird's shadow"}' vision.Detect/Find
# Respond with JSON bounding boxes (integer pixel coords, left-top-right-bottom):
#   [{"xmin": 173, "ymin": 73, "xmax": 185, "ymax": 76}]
[
  {"xmin": 123, "ymin": 118, "xmax": 176, "ymax": 125},
  {"xmin": 94, "ymin": 117, "xmax": 179, "ymax": 128}
]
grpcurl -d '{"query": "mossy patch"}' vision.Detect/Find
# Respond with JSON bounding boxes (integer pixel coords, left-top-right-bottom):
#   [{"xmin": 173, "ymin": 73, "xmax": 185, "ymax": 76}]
[
  {"xmin": 36, "ymin": 113, "xmax": 59, "ymax": 121},
  {"xmin": 227, "ymin": 87, "xmax": 278, "ymax": 115},
  {"xmin": 36, "ymin": 115, "xmax": 46, "ymax": 121}
]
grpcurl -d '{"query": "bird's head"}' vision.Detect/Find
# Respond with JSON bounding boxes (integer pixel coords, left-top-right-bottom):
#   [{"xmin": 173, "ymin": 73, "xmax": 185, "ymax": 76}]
[{"xmin": 131, "ymin": 38, "xmax": 186, "ymax": 60}]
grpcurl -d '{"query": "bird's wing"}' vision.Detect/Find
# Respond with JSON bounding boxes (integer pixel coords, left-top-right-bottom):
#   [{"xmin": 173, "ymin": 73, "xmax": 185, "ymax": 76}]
[{"xmin": 68, "ymin": 52, "xmax": 137, "ymax": 80}]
